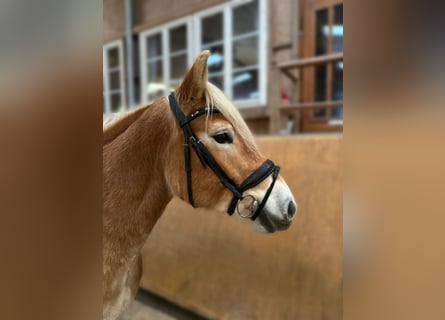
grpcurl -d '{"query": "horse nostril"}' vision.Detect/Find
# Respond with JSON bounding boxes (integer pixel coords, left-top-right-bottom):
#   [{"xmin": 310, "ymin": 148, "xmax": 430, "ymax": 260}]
[{"xmin": 287, "ymin": 201, "xmax": 296, "ymax": 219}]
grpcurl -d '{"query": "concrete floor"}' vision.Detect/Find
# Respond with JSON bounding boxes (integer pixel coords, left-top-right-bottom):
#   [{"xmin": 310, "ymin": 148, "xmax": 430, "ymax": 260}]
[{"xmin": 119, "ymin": 289, "xmax": 209, "ymax": 320}]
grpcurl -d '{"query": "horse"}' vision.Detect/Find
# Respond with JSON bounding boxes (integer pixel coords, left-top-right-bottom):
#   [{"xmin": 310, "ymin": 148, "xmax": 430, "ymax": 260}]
[{"xmin": 103, "ymin": 50, "xmax": 297, "ymax": 320}]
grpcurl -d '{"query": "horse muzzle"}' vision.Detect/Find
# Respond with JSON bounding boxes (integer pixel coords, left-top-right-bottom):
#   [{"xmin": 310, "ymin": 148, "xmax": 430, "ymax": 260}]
[{"xmin": 251, "ymin": 180, "xmax": 297, "ymax": 233}]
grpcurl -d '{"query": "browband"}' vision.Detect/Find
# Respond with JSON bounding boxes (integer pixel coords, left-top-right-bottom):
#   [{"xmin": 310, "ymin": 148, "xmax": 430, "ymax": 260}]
[{"xmin": 168, "ymin": 93, "xmax": 280, "ymax": 221}]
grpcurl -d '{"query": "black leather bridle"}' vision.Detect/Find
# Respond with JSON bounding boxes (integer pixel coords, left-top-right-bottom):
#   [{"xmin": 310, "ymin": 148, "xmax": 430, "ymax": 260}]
[{"xmin": 168, "ymin": 93, "xmax": 280, "ymax": 221}]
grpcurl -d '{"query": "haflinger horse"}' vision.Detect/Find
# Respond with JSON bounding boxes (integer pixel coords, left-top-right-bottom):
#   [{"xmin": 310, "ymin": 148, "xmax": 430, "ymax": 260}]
[{"xmin": 103, "ymin": 50, "xmax": 297, "ymax": 320}]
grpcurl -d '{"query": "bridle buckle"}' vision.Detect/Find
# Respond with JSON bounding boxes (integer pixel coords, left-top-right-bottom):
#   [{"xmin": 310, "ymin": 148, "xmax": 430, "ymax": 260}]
[{"xmin": 236, "ymin": 194, "xmax": 259, "ymax": 219}]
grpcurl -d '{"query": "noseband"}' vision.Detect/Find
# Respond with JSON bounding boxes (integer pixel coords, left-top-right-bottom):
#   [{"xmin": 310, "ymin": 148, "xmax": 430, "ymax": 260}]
[{"xmin": 168, "ymin": 93, "xmax": 280, "ymax": 221}]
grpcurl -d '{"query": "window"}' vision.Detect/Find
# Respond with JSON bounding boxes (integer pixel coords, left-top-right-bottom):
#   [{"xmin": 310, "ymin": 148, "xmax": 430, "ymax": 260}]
[
  {"xmin": 231, "ymin": 0, "xmax": 261, "ymax": 101},
  {"xmin": 197, "ymin": 0, "xmax": 266, "ymax": 107},
  {"xmin": 103, "ymin": 40, "xmax": 126, "ymax": 115},
  {"xmin": 331, "ymin": 4, "xmax": 343, "ymax": 119},
  {"xmin": 312, "ymin": 4, "xmax": 343, "ymax": 120},
  {"xmin": 139, "ymin": 0, "xmax": 267, "ymax": 107},
  {"xmin": 201, "ymin": 12, "xmax": 224, "ymax": 91},
  {"xmin": 139, "ymin": 19, "xmax": 192, "ymax": 103},
  {"xmin": 145, "ymin": 32, "xmax": 164, "ymax": 102}
]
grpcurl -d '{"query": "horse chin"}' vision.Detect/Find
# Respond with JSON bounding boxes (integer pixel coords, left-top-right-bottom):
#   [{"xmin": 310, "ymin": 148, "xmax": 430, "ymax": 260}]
[
  {"xmin": 253, "ymin": 212, "xmax": 277, "ymax": 233},
  {"xmin": 254, "ymin": 221, "xmax": 276, "ymax": 233},
  {"xmin": 253, "ymin": 210, "xmax": 292, "ymax": 233}
]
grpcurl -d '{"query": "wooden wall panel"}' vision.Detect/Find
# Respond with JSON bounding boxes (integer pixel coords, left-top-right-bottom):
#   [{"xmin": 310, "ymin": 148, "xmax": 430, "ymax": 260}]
[
  {"xmin": 103, "ymin": 0, "xmax": 125, "ymax": 43},
  {"xmin": 134, "ymin": 0, "xmax": 227, "ymax": 32},
  {"xmin": 140, "ymin": 135, "xmax": 342, "ymax": 319}
]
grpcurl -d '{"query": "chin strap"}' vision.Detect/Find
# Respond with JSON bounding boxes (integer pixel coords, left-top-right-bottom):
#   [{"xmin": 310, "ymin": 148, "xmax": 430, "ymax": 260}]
[{"xmin": 168, "ymin": 93, "xmax": 280, "ymax": 220}]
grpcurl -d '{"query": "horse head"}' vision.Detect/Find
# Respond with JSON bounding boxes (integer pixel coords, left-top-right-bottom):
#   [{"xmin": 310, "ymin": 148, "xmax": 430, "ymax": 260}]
[{"xmin": 165, "ymin": 50, "xmax": 297, "ymax": 232}]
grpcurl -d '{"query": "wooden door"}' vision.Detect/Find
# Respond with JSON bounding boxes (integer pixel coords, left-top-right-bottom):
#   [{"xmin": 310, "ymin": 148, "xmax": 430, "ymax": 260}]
[{"xmin": 300, "ymin": 0, "xmax": 343, "ymax": 133}]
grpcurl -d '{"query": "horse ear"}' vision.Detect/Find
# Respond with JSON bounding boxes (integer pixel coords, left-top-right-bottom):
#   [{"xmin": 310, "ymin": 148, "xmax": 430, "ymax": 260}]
[{"xmin": 176, "ymin": 50, "xmax": 210, "ymax": 109}]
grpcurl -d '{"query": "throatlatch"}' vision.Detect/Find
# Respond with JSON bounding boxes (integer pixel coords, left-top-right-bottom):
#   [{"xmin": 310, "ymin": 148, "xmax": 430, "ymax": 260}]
[{"xmin": 168, "ymin": 93, "xmax": 280, "ymax": 221}]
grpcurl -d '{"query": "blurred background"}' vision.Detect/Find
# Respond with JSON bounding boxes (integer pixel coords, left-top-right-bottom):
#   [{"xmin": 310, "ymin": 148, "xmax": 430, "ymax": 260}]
[
  {"xmin": 103, "ymin": 0, "xmax": 343, "ymax": 135},
  {"xmin": 2, "ymin": 0, "xmax": 444, "ymax": 319},
  {"xmin": 104, "ymin": 0, "xmax": 342, "ymax": 319}
]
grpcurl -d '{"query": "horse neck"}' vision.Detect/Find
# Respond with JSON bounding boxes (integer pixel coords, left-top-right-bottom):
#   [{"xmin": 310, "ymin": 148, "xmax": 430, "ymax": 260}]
[{"xmin": 103, "ymin": 98, "xmax": 175, "ymax": 265}]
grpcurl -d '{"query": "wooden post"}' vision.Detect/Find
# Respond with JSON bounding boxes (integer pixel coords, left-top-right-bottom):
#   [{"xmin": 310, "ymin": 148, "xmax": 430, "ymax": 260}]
[{"xmin": 268, "ymin": 66, "xmax": 282, "ymax": 134}]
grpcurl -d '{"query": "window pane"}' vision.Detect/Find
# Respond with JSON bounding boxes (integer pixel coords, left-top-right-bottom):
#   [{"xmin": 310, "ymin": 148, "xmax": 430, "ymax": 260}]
[
  {"xmin": 313, "ymin": 108, "xmax": 326, "ymax": 119},
  {"xmin": 107, "ymin": 47, "xmax": 119, "ymax": 68},
  {"xmin": 169, "ymin": 80, "xmax": 181, "ymax": 92},
  {"xmin": 110, "ymin": 93, "xmax": 122, "ymax": 112},
  {"xmin": 147, "ymin": 33, "xmax": 162, "ymax": 58},
  {"xmin": 233, "ymin": 69, "xmax": 258, "ymax": 100},
  {"xmin": 148, "ymin": 60, "xmax": 163, "ymax": 82},
  {"xmin": 233, "ymin": 36, "xmax": 258, "ymax": 68},
  {"xmin": 315, "ymin": 8, "xmax": 328, "ymax": 55},
  {"xmin": 207, "ymin": 47, "xmax": 224, "ymax": 72},
  {"xmin": 209, "ymin": 74, "xmax": 224, "ymax": 90},
  {"xmin": 147, "ymin": 60, "xmax": 164, "ymax": 101},
  {"xmin": 170, "ymin": 54, "xmax": 187, "ymax": 80},
  {"xmin": 170, "ymin": 25, "xmax": 186, "ymax": 52},
  {"xmin": 332, "ymin": 61, "xmax": 343, "ymax": 101},
  {"xmin": 233, "ymin": 0, "xmax": 258, "ymax": 36},
  {"xmin": 333, "ymin": 4, "xmax": 343, "ymax": 53},
  {"xmin": 331, "ymin": 107, "xmax": 343, "ymax": 119},
  {"xmin": 314, "ymin": 64, "xmax": 326, "ymax": 101},
  {"xmin": 202, "ymin": 13, "xmax": 223, "ymax": 44},
  {"xmin": 108, "ymin": 70, "xmax": 120, "ymax": 90}
]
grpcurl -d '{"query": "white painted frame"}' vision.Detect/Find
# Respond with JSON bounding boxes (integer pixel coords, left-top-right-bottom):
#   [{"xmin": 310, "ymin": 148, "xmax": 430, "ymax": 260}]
[
  {"xmin": 195, "ymin": 0, "xmax": 267, "ymax": 108},
  {"xmin": 103, "ymin": 40, "xmax": 126, "ymax": 115},
  {"xmin": 139, "ymin": 17, "xmax": 193, "ymax": 105},
  {"xmin": 139, "ymin": 0, "xmax": 267, "ymax": 108},
  {"xmin": 193, "ymin": 0, "xmax": 268, "ymax": 108},
  {"xmin": 193, "ymin": 4, "xmax": 230, "ymax": 97}
]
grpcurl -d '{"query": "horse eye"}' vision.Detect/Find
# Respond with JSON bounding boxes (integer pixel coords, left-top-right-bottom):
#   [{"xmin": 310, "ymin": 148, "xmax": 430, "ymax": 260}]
[{"xmin": 213, "ymin": 132, "xmax": 233, "ymax": 144}]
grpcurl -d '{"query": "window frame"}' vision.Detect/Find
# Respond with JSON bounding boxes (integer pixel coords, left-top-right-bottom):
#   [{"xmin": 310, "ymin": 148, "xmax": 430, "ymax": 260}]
[
  {"xmin": 139, "ymin": 17, "xmax": 193, "ymax": 105},
  {"xmin": 139, "ymin": 0, "xmax": 267, "ymax": 108},
  {"xmin": 103, "ymin": 40, "xmax": 126, "ymax": 115}
]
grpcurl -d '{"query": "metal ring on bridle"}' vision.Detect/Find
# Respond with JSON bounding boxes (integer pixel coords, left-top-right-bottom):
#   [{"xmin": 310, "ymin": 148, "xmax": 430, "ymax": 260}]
[{"xmin": 236, "ymin": 194, "xmax": 259, "ymax": 219}]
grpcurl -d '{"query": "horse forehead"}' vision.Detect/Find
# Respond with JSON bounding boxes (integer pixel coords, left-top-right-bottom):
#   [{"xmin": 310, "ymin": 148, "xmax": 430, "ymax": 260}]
[{"xmin": 206, "ymin": 117, "xmax": 233, "ymax": 129}]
